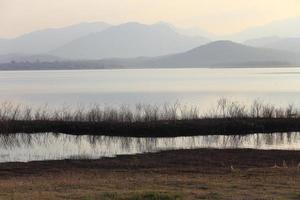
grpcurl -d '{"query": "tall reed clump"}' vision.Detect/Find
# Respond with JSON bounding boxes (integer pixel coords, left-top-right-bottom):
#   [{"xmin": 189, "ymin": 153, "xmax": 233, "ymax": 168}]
[
  {"xmin": 0, "ymin": 99, "xmax": 299, "ymax": 124},
  {"xmin": 205, "ymin": 98, "xmax": 299, "ymax": 119},
  {"xmin": 0, "ymin": 101, "xmax": 199, "ymax": 123}
]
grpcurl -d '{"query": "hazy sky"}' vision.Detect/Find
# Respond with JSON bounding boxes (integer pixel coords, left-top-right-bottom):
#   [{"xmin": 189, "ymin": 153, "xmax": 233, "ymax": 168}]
[{"xmin": 1, "ymin": 0, "xmax": 300, "ymax": 38}]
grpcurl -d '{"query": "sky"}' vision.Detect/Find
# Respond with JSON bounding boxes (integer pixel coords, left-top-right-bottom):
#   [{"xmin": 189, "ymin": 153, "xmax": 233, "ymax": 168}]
[{"xmin": 1, "ymin": 0, "xmax": 300, "ymax": 38}]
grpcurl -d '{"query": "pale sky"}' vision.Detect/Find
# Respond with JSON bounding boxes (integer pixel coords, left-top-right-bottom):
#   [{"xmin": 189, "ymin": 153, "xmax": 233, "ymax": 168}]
[{"xmin": 1, "ymin": 0, "xmax": 300, "ymax": 38}]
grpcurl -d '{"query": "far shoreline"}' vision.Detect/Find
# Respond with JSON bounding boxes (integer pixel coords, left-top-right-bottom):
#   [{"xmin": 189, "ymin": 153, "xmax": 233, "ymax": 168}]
[{"xmin": 0, "ymin": 65, "xmax": 300, "ymax": 72}]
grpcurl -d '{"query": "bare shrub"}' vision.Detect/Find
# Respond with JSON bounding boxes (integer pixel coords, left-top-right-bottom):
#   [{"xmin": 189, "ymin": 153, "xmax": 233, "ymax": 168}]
[
  {"xmin": 227, "ymin": 101, "xmax": 246, "ymax": 118},
  {"xmin": 0, "ymin": 99, "xmax": 299, "ymax": 123},
  {"xmin": 217, "ymin": 98, "xmax": 228, "ymax": 118},
  {"xmin": 250, "ymin": 100, "xmax": 263, "ymax": 118},
  {"xmin": 180, "ymin": 105, "xmax": 199, "ymax": 120},
  {"xmin": 286, "ymin": 104, "xmax": 298, "ymax": 118},
  {"xmin": 262, "ymin": 104, "xmax": 275, "ymax": 118}
]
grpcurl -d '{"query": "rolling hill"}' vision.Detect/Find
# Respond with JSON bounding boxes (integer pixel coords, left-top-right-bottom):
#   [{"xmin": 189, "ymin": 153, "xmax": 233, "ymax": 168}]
[{"xmin": 106, "ymin": 41, "xmax": 300, "ymax": 68}]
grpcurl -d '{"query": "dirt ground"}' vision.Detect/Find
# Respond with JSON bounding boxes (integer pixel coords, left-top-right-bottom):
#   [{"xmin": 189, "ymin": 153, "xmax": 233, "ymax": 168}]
[{"xmin": 0, "ymin": 149, "xmax": 299, "ymax": 200}]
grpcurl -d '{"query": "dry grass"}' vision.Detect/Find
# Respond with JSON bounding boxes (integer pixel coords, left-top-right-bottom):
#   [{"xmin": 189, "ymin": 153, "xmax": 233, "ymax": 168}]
[
  {"xmin": 0, "ymin": 149, "xmax": 299, "ymax": 200},
  {"xmin": 0, "ymin": 166, "xmax": 299, "ymax": 200}
]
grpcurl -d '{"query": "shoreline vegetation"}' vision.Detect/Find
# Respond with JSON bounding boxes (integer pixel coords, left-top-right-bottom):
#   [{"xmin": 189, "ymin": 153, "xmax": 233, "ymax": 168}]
[
  {"xmin": 1, "ymin": 99, "xmax": 300, "ymax": 137},
  {"xmin": 0, "ymin": 61, "xmax": 297, "ymax": 71}
]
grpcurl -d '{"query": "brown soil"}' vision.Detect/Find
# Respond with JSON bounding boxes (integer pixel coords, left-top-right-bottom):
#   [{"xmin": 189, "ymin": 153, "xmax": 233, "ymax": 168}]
[{"xmin": 0, "ymin": 149, "xmax": 299, "ymax": 200}]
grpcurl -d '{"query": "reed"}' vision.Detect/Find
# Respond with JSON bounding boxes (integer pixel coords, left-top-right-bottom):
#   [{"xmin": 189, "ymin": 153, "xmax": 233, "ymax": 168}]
[
  {"xmin": 0, "ymin": 99, "xmax": 299, "ymax": 136},
  {"xmin": 0, "ymin": 99, "xmax": 299, "ymax": 122}
]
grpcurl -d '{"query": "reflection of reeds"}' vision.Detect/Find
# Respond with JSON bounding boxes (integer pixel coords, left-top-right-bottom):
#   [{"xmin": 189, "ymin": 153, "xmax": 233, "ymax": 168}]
[{"xmin": 0, "ymin": 99, "xmax": 299, "ymax": 136}]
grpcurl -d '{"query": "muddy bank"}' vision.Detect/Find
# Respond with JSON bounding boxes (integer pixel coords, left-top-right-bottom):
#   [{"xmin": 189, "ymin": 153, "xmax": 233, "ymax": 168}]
[
  {"xmin": 0, "ymin": 148, "xmax": 299, "ymax": 177},
  {"xmin": 0, "ymin": 149, "xmax": 299, "ymax": 200}
]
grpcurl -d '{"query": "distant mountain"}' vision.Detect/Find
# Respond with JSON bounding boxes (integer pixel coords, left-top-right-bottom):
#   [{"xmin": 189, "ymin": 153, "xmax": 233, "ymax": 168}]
[
  {"xmin": 135, "ymin": 41, "xmax": 299, "ymax": 68},
  {"xmin": 155, "ymin": 22, "xmax": 214, "ymax": 38},
  {"xmin": 176, "ymin": 27, "xmax": 214, "ymax": 38},
  {"xmin": 2, "ymin": 41, "xmax": 298, "ymax": 70},
  {"xmin": 226, "ymin": 17, "xmax": 300, "ymax": 42},
  {"xmin": 0, "ymin": 22, "xmax": 110, "ymax": 55},
  {"xmin": 245, "ymin": 37, "xmax": 300, "ymax": 54},
  {"xmin": 244, "ymin": 36, "xmax": 282, "ymax": 47},
  {"xmin": 51, "ymin": 22, "xmax": 210, "ymax": 59}
]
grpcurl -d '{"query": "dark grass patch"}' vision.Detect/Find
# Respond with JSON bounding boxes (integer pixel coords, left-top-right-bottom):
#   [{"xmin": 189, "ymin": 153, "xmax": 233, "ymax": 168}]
[
  {"xmin": 96, "ymin": 192, "xmax": 182, "ymax": 200},
  {"xmin": 1, "ymin": 118, "xmax": 300, "ymax": 137}
]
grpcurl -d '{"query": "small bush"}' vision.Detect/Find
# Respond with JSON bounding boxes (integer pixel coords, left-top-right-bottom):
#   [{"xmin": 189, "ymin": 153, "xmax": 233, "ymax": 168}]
[{"xmin": 98, "ymin": 192, "xmax": 181, "ymax": 200}]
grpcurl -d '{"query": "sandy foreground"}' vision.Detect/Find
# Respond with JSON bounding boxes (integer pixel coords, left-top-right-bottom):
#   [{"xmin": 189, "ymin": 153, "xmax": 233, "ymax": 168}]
[{"xmin": 0, "ymin": 149, "xmax": 299, "ymax": 200}]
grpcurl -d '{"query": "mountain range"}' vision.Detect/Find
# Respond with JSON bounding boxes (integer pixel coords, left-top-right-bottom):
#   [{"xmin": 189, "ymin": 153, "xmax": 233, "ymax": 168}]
[
  {"xmin": 0, "ymin": 22, "xmax": 110, "ymax": 56},
  {"xmin": 1, "ymin": 41, "xmax": 298, "ymax": 70},
  {"xmin": 0, "ymin": 18, "xmax": 300, "ymax": 69},
  {"xmin": 225, "ymin": 16, "xmax": 300, "ymax": 41},
  {"xmin": 96, "ymin": 41, "xmax": 299, "ymax": 68},
  {"xmin": 50, "ymin": 22, "xmax": 209, "ymax": 59}
]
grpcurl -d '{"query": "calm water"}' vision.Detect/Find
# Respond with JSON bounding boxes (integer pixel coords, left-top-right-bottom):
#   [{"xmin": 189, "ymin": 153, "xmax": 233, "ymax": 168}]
[
  {"xmin": 1, "ymin": 68, "xmax": 300, "ymax": 162},
  {"xmin": 1, "ymin": 68, "xmax": 300, "ymax": 111},
  {"xmin": 0, "ymin": 132, "xmax": 299, "ymax": 163}
]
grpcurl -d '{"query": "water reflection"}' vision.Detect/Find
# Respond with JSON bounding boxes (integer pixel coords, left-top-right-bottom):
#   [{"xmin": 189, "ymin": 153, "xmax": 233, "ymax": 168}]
[
  {"xmin": 0, "ymin": 132, "xmax": 299, "ymax": 163},
  {"xmin": 2, "ymin": 68, "xmax": 300, "ymax": 110}
]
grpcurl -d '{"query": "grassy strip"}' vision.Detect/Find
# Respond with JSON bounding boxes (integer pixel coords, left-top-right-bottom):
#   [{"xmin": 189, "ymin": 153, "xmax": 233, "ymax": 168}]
[{"xmin": 0, "ymin": 149, "xmax": 299, "ymax": 200}]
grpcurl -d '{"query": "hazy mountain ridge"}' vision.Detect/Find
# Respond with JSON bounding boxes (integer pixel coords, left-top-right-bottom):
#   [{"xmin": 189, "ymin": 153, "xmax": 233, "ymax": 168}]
[
  {"xmin": 0, "ymin": 22, "xmax": 110, "ymax": 55},
  {"xmin": 1, "ymin": 41, "xmax": 298, "ymax": 70},
  {"xmin": 245, "ymin": 37, "xmax": 300, "ymax": 54},
  {"xmin": 244, "ymin": 36, "xmax": 282, "ymax": 47},
  {"xmin": 50, "ymin": 22, "xmax": 210, "ymax": 59},
  {"xmin": 0, "ymin": 18, "xmax": 300, "ymax": 66},
  {"xmin": 154, "ymin": 21, "xmax": 215, "ymax": 38},
  {"xmin": 0, "ymin": 53, "xmax": 62, "ymax": 64},
  {"xmin": 226, "ymin": 17, "xmax": 300, "ymax": 42},
  {"xmin": 129, "ymin": 41, "xmax": 299, "ymax": 68}
]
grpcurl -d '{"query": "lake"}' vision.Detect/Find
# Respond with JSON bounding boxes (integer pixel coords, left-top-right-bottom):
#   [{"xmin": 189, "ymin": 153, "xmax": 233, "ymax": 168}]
[
  {"xmin": 0, "ymin": 132, "xmax": 299, "ymax": 163},
  {"xmin": 1, "ymin": 67, "xmax": 300, "ymax": 112},
  {"xmin": 1, "ymin": 67, "xmax": 300, "ymax": 162}
]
